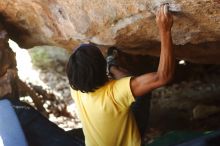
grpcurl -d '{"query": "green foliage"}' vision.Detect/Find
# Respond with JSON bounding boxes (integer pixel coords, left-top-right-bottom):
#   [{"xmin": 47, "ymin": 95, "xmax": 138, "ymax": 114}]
[
  {"xmin": 30, "ymin": 48, "xmax": 52, "ymax": 69},
  {"xmin": 29, "ymin": 46, "xmax": 70, "ymax": 71}
]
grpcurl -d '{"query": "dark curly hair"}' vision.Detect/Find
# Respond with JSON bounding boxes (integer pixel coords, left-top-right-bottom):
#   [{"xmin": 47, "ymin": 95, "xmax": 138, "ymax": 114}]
[{"xmin": 66, "ymin": 44, "xmax": 108, "ymax": 93}]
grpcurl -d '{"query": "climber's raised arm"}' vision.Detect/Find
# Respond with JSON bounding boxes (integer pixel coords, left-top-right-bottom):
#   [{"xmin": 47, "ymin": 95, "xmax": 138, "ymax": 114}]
[{"xmin": 130, "ymin": 4, "xmax": 175, "ymax": 97}]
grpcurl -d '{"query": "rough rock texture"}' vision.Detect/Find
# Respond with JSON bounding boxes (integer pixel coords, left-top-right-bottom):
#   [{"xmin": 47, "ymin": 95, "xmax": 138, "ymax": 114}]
[
  {"xmin": 0, "ymin": 24, "xmax": 16, "ymax": 76},
  {"xmin": 0, "ymin": 0, "xmax": 220, "ymax": 63},
  {"xmin": 0, "ymin": 24, "xmax": 18, "ymax": 99}
]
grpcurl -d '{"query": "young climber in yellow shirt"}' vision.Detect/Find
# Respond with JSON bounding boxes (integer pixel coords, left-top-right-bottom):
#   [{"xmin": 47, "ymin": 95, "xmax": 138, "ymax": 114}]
[{"xmin": 66, "ymin": 4, "xmax": 174, "ymax": 146}]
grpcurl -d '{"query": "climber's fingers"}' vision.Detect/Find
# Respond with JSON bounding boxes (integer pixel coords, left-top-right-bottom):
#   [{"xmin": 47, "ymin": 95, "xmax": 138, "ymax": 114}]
[
  {"xmin": 163, "ymin": 4, "xmax": 169, "ymax": 17},
  {"xmin": 156, "ymin": 4, "xmax": 173, "ymax": 31}
]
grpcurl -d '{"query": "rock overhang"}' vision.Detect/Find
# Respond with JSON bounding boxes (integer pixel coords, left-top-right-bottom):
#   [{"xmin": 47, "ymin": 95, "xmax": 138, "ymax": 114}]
[{"xmin": 0, "ymin": 0, "xmax": 219, "ymax": 64}]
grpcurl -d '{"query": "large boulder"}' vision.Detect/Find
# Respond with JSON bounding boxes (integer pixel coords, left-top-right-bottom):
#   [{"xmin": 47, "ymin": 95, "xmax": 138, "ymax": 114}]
[{"xmin": 0, "ymin": 0, "xmax": 219, "ymax": 63}]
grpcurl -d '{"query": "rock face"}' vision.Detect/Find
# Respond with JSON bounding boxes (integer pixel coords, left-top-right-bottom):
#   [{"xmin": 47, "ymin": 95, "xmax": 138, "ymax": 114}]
[
  {"xmin": 0, "ymin": 24, "xmax": 16, "ymax": 76},
  {"xmin": 0, "ymin": 24, "xmax": 18, "ymax": 99},
  {"xmin": 0, "ymin": 0, "xmax": 220, "ymax": 63}
]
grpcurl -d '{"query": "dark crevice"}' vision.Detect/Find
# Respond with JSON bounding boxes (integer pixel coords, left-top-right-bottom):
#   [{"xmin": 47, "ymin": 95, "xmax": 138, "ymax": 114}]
[
  {"xmin": 0, "ymin": 13, "xmax": 31, "ymax": 48},
  {"xmin": 116, "ymin": 41, "xmax": 220, "ymax": 64}
]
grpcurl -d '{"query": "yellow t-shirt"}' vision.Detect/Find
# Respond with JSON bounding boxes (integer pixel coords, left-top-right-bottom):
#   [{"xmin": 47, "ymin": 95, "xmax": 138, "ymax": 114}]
[{"xmin": 71, "ymin": 77, "xmax": 141, "ymax": 146}]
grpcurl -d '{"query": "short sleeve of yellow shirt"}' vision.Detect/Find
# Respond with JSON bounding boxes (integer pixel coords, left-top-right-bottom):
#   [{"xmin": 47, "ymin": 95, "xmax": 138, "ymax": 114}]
[
  {"xmin": 111, "ymin": 76, "xmax": 135, "ymax": 109},
  {"xmin": 71, "ymin": 77, "xmax": 141, "ymax": 146}
]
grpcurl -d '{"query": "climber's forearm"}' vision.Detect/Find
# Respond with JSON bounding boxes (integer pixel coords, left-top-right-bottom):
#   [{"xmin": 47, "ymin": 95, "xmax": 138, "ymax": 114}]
[{"xmin": 157, "ymin": 30, "xmax": 174, "ymax": 84}]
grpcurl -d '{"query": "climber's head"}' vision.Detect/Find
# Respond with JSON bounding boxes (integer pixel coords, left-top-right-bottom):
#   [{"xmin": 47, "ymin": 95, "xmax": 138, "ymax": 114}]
[{"xmin": 66, "ymin": 44, "xmax": 108, "ymax": 93}]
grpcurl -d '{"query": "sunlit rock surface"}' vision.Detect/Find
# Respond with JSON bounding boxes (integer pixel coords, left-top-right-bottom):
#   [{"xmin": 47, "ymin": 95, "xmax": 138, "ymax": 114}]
[{"xmin": 0, "ymin": 0, "xmax": 220, "ymax": 63}]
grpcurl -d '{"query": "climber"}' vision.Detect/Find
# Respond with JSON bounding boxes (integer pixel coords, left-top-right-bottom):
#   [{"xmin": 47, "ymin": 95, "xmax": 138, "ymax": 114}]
[{"xmin": 66, "ymin": 4, "xmax": 174, "ymax": 146}]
